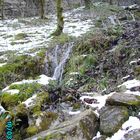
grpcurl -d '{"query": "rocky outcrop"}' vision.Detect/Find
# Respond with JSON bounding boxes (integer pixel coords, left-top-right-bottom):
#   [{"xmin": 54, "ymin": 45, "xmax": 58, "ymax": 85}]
[
  {"xmin": 99, "ymin": 106, "xmax": 129, "ymax": 136},
  {"xmin": 25, "ymin": 109, "xmax": 99, "ymax": 140}
]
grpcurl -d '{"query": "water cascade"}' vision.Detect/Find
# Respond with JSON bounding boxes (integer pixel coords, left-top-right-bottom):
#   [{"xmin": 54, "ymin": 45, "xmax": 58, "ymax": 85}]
[{"xmin": 52, "ymin": 42, "xmax": 74, "ymax": 82}]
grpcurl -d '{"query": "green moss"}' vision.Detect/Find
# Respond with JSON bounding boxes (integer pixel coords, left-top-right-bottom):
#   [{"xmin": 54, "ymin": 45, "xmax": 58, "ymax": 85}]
[
  {"xmin": 37, "ymin": 138, "xmax": 44, "ymax": 140},
  {"xmin": 50, "ymin": 33, "xmax": 73, "ymax": 46},
  {"xmin": 80, "ymin": 121, "xmax": 91, "ymax": 140},
  {"xmin": 16, "ymin": 103, "xmax": 28, "ymax": 116},
  {"xmin": 73, "ymin": 103, "xmax": 81, "ymax": 110},
  {"xmin": 68, "ymin": 54, "xmax": 97, "ymax": 75},
  {"xmin": 26, "ymin": 126, "xmax": 38, "ymax": 136},
  {"xmin": 0, "ymin": 55, "xmax": 44, "ymax": 90},
  {"xmin": 14, "ymin": 33, "xmax": 28, "ymax": 40},
  {"xmin": 134, "ymin": 66, "xmax": 140, "ymax": 76},
  {"xmin": 39, "ymin": 112, "xmax": 58, "ymax": 131},
  {"xmin": 31, "ymin": 92, "xmax": 49, "ymax": 115},
  {"xmin": 0, "ymin": 93, "xmax": 19, "ymax": 109},
  {"xmin": 0, "ymin": 83, "xmax": 42, "ymax": 109},
  {"xmin": 109, "ymin": 26, "xmax": 123, "ymax": 36},
  {"xmin": 45, "ymin": 133, "xmax": 65, "ymax": 140}
]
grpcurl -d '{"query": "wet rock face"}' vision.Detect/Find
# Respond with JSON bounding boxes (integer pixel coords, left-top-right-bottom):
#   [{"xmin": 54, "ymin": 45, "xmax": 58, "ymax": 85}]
[
  {"xmin": 25, "ymin": 109, "xmax": 99, "ymax": 140},
  {"xmin": 123, "ymin": 129, "xmax": 140, "ymax": 140},
  {"xmin": 106, "ymin": 92, "xmax": 140, "ymax": 106},
  {"xmin": 99, "ymin": 106, "xmax": 129, "ymax": 136}
]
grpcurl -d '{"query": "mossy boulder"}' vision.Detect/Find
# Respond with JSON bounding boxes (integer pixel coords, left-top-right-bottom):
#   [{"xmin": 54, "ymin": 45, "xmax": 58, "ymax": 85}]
[
  {"xmin": 106, "ymin": 92, "xmax": 140, "ymax": 106},
  {"xmin": 14, "ymin": 33, "xmax": 28, "ymax": 40},
  {"xmin": 99, "ymin": 106, "xmax": 129, "ymax": 136},
  {"xmin": 26, "ymin": 126, "xmax": 38, "ymax": 137},
  {"xmin": 25, "ymin": 109, "xmax": 99, "ymax": 140}
]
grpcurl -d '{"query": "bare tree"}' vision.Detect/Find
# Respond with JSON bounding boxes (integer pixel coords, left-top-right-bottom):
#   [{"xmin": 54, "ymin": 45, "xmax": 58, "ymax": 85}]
[
  {"xmin": 52, "ymin": 0, "xmax": 64, "ymax": 36},
  {"xmin": 39, "ymin": 0, "xmax": 45, "ymax": 19},
  {"xmin": 0, "ymin": 0, "xmax": 4, "ymax": 20},
  {"xmin": 84, "ymin": 0, "xmax": 92, "ymax": 9},
  {"xmin": 109, "ymin": 0, "xmax": 113, "ymax": 5}
]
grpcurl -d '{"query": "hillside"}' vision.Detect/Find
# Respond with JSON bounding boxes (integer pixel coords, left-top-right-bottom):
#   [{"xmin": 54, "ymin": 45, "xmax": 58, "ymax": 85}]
[{"xmin": 0, "ymin": 1, "xmax": 140, "ymax": 140}]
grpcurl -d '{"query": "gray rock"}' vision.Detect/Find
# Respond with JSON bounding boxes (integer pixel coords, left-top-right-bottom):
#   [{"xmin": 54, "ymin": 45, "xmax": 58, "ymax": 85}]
[
  {"xmin": 25, "ymin": 109, "xmax": 99, "ymax": 140},
  {"xmin": 106, "ymin": 92, "xmax": 140, "ymax": 106},
  {"xmin": 123, "ymin": 129, "xmax": 140, "ymax": 140},
  {"xmin": 99, "ymin": 106, "xmax": 129, "ymax": 136}
]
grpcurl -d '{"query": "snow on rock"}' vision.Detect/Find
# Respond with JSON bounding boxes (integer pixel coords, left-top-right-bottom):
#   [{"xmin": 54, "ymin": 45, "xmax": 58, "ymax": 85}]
[
  {"xmin": 106, "ymin": 116, "xmax": 140, "ymax": 140},
  {"xmin": 5, "ymin": 89, "xmax": 20, "ymax": 94},
  {"xmin": 121, "ymin": 75, "xmax": 131, "ymax": 81},
  {"xmin": 0, "ymin": 63, "xmax": 7, "ymax": 67},
  {"xmin": 118, "ymin": 79, "xmax": 140, "ymax": 90},
  {"xmin": 2, "ymin": 74, "xmax": 54, "ymax": 93},
  {"xmin": 80, "ymin": 92, "xmax": 114, "ymax": 115},
  {"xmin": 22, "ymin": 94, "xmax": 37, "ymax": 107},
  {"xmin": 36, "ymin": 117, "xmax": 42, "ymax": 128},
  {"xmin": 125, "ymin": 90, "xmax": 140, "ymax": 96},
  {"xmin": 92, "ymin": 132, "xmax": 101, "ymax": 140},
  {"xmin": 0, "ymin": 106, "xmax": 6, "ymax": 115},
  {"xmin": 37, "ymin": 74, "xmax": 54, "ymax": 85},
  {"xmin": 68, "ymin": 110, "xmax": 81, "ymax": 115},
  {"xmin": 2, "ymin": 79, "xmax": 36, "ymax": 92},
  {"xmin": 118, "ymin": 79, "xmax": 140, "ymax": 96},
  {"xmin": 69, "ymin": 72, "xmax": 79, "ymax": 75}
]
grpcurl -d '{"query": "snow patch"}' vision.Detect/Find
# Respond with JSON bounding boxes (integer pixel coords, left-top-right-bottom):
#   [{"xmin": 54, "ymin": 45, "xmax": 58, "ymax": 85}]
[
  {"xmin": 0, "ymin": 63, "xmax": 7, "ymax": 67},
  {"xmin": 2, "ymin": 74, "xmax": 54, "ymax": 93},
  {"xmin": 23, "ymin": 94, "xmax": 37, "ymax": 107},
  {"xmin": 37, "ymin": 74, "xmax": 54, "ymax": 85},
  {"xmin": 118, "ymin": 79, "xmax": 140, "ymax": 90},
  {"xmin": 80, "ymin": 92, "xmax": 114, "ymax": 114},
  {"xmin": 6, "ymin": 89, "xmax": 20, "ymax": 94},
  {"xmin": 36, "ymin": 117, "xmax": 42, "ymax": 128},
  {"xmin": 0, "ymin": 106, "xmax": 6, "ymax": 115},
  {"xmin": 69, "ymin": 110, "xmax": 81, "ymax": 115},
  {"xmin": 93, "ymin": 132, "xmax": 101, "ymax": 140}
]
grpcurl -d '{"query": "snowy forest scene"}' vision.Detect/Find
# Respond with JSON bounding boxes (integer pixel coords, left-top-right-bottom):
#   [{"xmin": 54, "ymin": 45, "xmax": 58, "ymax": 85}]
[{"xmin": 0, "ymin": 0, "xmax": 140, "ymax": 140}]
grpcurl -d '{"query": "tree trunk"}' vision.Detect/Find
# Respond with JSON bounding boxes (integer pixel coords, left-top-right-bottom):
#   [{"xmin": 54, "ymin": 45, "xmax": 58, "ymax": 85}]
[
  {"xmin": 40, "ymin": 0, "xmax": 45, "ymax": 19},
  {"xmin": 84, "ymin": 0, "xmax": 91, "ymax": 9},
  {"xmin": 0, "ymin": 0, "xmax": 4, "ymax": 20},
  {"xmin": 53, "ymin": 0, "xmax": 64, "ymax": 36},
  {"xmin": 109, "ymin": 0, "xmax": 113, "ymax": 5}
]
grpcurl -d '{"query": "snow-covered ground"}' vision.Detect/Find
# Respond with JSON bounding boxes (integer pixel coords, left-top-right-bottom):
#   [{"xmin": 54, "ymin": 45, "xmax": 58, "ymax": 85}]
[{"xmin": 0, "ymin": 7, "xmax": 94, "ymax": 54}]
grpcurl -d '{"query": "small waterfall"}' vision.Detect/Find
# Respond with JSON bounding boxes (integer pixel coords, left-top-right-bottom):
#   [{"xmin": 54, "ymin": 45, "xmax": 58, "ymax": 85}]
[{"xmin": 52, "ymin": 42, "xmax": 74, "ymax": 82}]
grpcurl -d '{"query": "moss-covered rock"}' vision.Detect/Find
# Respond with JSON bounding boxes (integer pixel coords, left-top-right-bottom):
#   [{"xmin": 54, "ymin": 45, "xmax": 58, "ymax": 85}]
[
  {"xmin": 25, "ymin": 109, "xmax": 99, "ymax": 140},
  {"xmin": 26, "ymin": 126, "xmax": 38, "ymax": 137},
  {"xmin": 14, "ymin": 33, "xmax": 28, "ymax": 40},
  {"xmin": 0, "ymin": 55, "xmax": 44, "ymax": 90},
  {"xmin": 106, "ymin": 92, "xmax": 140, "ymax": 106},
  {"xmin": 0, "ymin": 82, "xmax": 42, "ymax": 109},
  {"xmin": 99, "ymin": 106, "xmax": 129, "ymax": 136}
]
